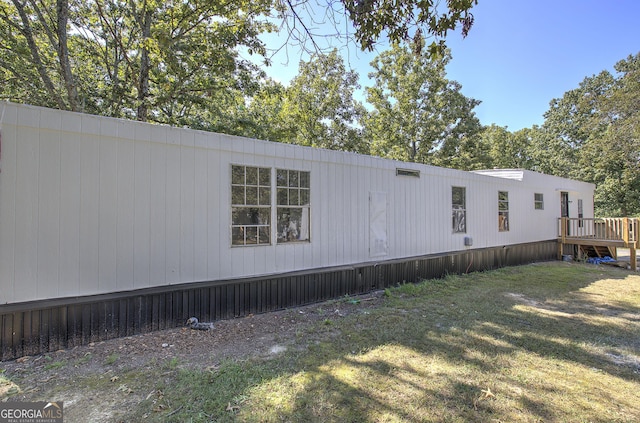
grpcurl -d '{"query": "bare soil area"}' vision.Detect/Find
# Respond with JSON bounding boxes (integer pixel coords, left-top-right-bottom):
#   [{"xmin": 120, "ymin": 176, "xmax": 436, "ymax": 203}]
[{"xmin": 0, "ymin": 291, "xmax": 385, "ymax": 422}]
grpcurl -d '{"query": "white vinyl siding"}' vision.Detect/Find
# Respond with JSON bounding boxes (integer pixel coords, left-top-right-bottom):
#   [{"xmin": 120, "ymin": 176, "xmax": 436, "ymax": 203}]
[{"xmin": 0, "ymin": 102, "xmax": 596, "ymax": 304}]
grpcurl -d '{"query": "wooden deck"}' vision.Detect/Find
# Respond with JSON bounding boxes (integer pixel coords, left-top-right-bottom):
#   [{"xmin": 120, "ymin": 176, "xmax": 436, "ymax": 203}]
[{"xmin": 558, "ymin": 217, "xmax": 638, "ymax": 270}]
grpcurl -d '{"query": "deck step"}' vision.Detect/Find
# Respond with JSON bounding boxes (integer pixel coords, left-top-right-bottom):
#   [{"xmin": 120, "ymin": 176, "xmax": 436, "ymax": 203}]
[{"xmin": 579, "ymin": 244, "xmax": 615, "ymax": 259}]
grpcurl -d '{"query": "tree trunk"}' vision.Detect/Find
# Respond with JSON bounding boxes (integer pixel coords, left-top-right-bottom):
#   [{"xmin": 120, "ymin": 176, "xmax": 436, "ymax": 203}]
[
  {"xmin": 136, "ymin": 3, "xmax": 152, "ymax": 122},
  {"xmin": 13, "ymin": 0, "xmax": 66, "ymax": 110},
  {"xmin": 56, "ymin": 0, "xmax": 79, "ymax": 111}
]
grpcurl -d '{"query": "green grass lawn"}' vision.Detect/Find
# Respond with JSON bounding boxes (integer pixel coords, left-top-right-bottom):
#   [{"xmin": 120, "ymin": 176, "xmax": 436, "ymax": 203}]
[
  {"xmin": 128, "ymin": 262, "xmax": 640, "ymax": 422},
  {"xmin": 5, "ymin": 262, "xmax": 638, "ymax": 422}
]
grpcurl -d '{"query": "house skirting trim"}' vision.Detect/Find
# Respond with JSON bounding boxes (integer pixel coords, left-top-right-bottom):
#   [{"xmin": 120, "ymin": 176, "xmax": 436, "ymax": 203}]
[{"xmin": 1, "ymin": 240, "xmax": 557, "ymax": 361}]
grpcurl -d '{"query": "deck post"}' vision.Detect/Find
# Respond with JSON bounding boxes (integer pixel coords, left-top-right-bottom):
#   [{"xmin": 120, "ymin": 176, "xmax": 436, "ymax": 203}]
[
  {"xmin": 558, "ymin": 217, "xmax": 565, "ymax": 260},
  {"xmin": 623, "ymin": 217, "xmax": 629, "ymax": 245},
  {"xmin": 557, "ymin": 242, "xmax": 563, "ymax": 260}
]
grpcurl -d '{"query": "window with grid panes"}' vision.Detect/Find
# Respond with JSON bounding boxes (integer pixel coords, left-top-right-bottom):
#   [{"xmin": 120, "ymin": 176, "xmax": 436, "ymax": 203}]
[
  {"xmin": 534, "ymin": 193, "xmax": 544, "ymax": 210},
  {"xmin": 231, "ymin": 165, "xmax": 271, "ymax": 246},
  {"xmin": 276, "ymin": 169, "xmax": 310, "ymax": 243}
]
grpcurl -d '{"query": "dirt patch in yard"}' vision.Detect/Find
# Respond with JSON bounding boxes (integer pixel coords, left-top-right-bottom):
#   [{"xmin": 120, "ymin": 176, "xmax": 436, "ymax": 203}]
[{"xmin": 0, "ymin": 291, "xmax": 385, "ymax": 422}]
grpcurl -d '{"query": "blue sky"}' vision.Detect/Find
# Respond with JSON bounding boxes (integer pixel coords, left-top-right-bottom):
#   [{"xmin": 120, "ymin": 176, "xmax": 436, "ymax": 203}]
[{"xmin": 257, "ymin": 0, "xmax": 640, "ymax": 131}]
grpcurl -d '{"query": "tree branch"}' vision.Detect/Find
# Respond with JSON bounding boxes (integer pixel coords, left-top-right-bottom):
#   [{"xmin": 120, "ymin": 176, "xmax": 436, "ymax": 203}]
[{"xmin": 11, "ymin": 0, "xmax": 67, "ymax": 109}]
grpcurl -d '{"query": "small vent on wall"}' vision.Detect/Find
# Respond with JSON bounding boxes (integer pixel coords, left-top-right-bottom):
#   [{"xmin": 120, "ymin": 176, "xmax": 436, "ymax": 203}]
[{"xmin": 396, "ymin": 168, "xmax": 420, "ymax": 178}]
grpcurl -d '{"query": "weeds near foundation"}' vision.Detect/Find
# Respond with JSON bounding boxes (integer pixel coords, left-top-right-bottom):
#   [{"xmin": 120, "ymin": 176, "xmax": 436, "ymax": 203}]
[
  {"xmin": 127, "ymin": 263, "xmax": 640, "ymax": 422},
  {"xmin": 5, "ymin": 262, "xmax": 640, "ymax": 422},
  {"xmin": 104, "ymin": 353, "xmax": 119, "ymax": 365}
]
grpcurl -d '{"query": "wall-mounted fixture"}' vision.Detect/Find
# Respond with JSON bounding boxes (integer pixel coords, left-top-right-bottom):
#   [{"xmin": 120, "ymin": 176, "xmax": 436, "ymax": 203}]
[{"xmin": 396, "ymin": 168, "xmax": 420, "ymax": 178}]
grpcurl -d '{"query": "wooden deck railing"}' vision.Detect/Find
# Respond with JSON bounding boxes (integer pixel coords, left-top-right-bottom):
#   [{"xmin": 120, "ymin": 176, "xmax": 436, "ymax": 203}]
[
  {"xmin": 558, "ymin": 217, "xmax": 638, "ymax": 271},
  {"xmin": 558, "ymin": 217, "xmax": 638, "ymax": 247}
]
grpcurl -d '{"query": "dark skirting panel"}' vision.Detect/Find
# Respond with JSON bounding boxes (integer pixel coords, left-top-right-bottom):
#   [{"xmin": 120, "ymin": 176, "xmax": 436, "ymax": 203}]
[{"xmin": 0, "ymin": 241, "xmax": 557, "ymax": 361}]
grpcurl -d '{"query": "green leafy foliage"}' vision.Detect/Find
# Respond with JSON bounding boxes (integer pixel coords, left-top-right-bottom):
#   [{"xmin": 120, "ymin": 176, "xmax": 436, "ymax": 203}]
[
  {"xmin": 476, "ymin": 53, "xmax": 640, "ymax": 216},
  {"xmin": 363, "ymin": 40, "xmax": 482, "ymax": 165},
  {"xmin": 341, "ymin": 0, "xmax": 477, "ymax": 54},
  {"xmin": 1, "ymin": 0, "xmax": 634, "ymax": 217},
  {"xmin": 243, "ymin": 50, "xmax": 368, "ymax": 152},
  {"xmin": 280, "ymin": 50, "xmax": 367, "ymax": 152},
  {"xmin": 0, "ymin": 0, "xmax": 274, "ymax": 125},
  {"xmin": 538, "ymin": 53, "xmax": 640, "ymax": 216}
]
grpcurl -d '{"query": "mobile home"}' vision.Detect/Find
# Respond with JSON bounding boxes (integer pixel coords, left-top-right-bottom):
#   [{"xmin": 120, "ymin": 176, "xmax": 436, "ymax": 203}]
[{"xmin": 0, "ymin": 102, "xmax": 595, "ymax": 359}]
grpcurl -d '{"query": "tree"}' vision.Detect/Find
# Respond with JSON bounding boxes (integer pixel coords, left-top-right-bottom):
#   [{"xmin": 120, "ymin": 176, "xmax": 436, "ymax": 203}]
[
  {"xmin": 363, "ymin": 41, "xmax": 481, "ymax": 165},
  {"xmin": 279, "ymin": 0, "xmax": 477, "ymax": 56},
  {"xmin": 580, "ymin": 54, "xmax": 640, "ymax": 216},
  {"xmin": 240, "ymin": 78, "xmax": 291, "ymax": 142},
  {"xmin": 478, "ymin": 124, "xmax": 533, "ymax": 170},
  {"xmin": 436, "ymin": 130, "xmax": 488, "ymax": 170},
  {"xmin": 278, "ymin": 49, "xmax": 367, "ymax": 152},
  {"xmin": 539, "ymin": 53, "xmax": 640, "ymax": 216},
  {"xmin": 240, "ymin": 51, "xmax": 366, "ymax": 152},
  {"xmin": 1, "ymin": 0, "xmax": 478, "ymax": 136},
  {"xmin": 538, "ymin": 70, "xmax": 614, "ymax": 179},
  {"xmin": 0, "ymin": 0, "xmax": 273, "ymax": 125},
  {"xmin": 0, "ymin": 0, "xmax": 75, "ymax": 110}
]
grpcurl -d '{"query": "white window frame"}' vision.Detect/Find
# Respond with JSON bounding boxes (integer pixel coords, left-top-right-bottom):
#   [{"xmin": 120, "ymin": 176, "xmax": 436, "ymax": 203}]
[
  {"xmin": 498, "ymin": 191, "xmax": 509, "ymax": 232},
  {"xmin": 276, "ymin": 169, "xmax": 311, "ymax": 243},
  {"xmin": 452, "ymin": 186, "xmax": 466, "ymax": 234},
  {"xmin": 231, "ymin": 165, "xmax": 272, "ymax": 246},
  {"xmin": 534, "ymin": 193, "xmax": 544, "ymax": 210}
]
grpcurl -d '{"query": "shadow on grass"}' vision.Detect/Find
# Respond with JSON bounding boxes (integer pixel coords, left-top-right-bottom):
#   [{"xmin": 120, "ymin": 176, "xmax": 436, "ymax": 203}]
[
  {"xmin": 275, "ymin": 264, "xmax": 638, "ymax": 422},
  {"xmin": 151, "ymin": 263, "xmax": 640, "ymax": 422}
]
